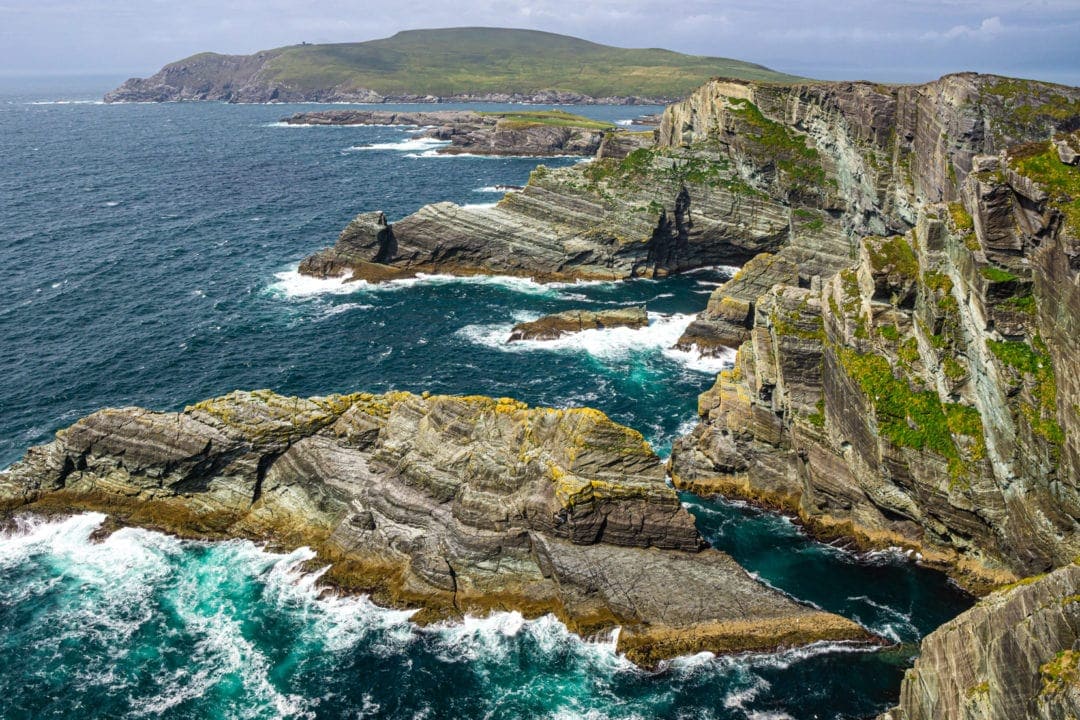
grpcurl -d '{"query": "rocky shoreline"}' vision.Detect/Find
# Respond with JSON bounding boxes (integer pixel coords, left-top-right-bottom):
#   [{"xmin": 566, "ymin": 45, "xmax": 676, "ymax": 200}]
[
  {"xmin": 282, "ymin": 109, "xmax": 621, "ymax": 157},
  {"xmin": 12, "ymin": 66, "xmax": 1080, "ymax": 716},
  {"xmin": 0, "ymin": 389, "xmax": 874, "ymax": 667}
]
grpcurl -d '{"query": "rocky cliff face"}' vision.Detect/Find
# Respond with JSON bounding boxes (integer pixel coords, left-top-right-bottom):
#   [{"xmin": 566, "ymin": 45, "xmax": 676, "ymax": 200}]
[
  {"xmin": 0, "ymin": 389, "xmax": 870, "ymax": 666},
  {"xmin": 881, "ymin": 563, "xmax": 1080, "ymax": 720},
  {"xmin": 299, "ymin": 74, "xmax": 1078, "ymax": 292},
  {"xmin": 671, "ymin": 126, "xmax": 1080, "ymax": 590}
]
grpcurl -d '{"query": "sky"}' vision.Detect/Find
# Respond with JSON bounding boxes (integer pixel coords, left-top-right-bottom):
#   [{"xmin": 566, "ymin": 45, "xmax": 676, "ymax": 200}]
[{"xmin": 1, "ymin": 0, "xmax": 1078, "ymax": 85}]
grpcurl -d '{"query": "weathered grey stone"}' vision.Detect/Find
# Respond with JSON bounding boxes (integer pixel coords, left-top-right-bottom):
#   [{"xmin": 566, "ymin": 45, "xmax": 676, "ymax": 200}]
[
  {"xmin": 0, "ymin": 389, "xmax": 871, "ymax": 666},
  {"xmin": 881, "ymin": 564, "xmax": 1080, "ymax": 720}
]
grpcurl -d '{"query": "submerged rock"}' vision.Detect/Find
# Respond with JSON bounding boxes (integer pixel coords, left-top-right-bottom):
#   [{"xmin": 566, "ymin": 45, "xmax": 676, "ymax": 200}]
[
  {"xmin": 881, "ymin": 563, "xmax": 1080, "ymax": 720},
  {"xmin": 0, "ymin": 389, "xmax": 872, "ymax": 665},
  {"xmin": 508, "ymin": 306, "xmax": 648, "ymax": 342}
]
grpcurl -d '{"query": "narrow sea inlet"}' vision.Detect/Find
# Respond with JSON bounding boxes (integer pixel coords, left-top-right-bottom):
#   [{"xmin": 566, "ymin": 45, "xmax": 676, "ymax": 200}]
[{"xmin": 0, "ymin": 78, "xmax": 971, "ymax": 719}]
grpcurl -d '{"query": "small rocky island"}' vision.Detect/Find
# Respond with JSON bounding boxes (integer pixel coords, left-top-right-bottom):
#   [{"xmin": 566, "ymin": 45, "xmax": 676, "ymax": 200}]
[
  {"xmin": 282, "ymin": 109, "xmax": 629, "ymax": 157},
  {"xmin": 508, "ymin": 306, "xmax": 649, "ymax": 341}
]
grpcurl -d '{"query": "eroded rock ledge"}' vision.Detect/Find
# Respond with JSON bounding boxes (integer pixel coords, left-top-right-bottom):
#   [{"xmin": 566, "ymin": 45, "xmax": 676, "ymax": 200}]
[
  {"xmin": 0, "ymin": 389, "xmax": 871, "ymax": 666},
  {"xmin": 298, "ymin": 73, "xmax": 1080, "ymax": 286}
]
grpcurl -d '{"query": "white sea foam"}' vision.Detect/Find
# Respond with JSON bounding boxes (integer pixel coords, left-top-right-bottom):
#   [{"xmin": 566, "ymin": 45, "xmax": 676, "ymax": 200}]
[
  {"xmin": 348, "ymin": 137, "xmax": 451, "ymax": 152},
  {"xmin": 264, "ymin": 121, "xmax": 413, "ymax": 128},
  {"xmin": 615, "ymin": 119, "xmax": 634, "ymax": 126},
  {"xmin": 268, "ymin": 269, "xmax": 619, "ymax": 300},
  {"xmin": 662, "ymin": 344, "xmax": 734, "ymax": 374},
  {"xmin": 27, "ymin": 100, "xmax": 105, "ymax": 105},
  {"xmin": 405, "ymin": 149, "xmax": 578, "ymax": 159},
  {"xmin": 473, "ymin": 185, "xmax": 518, "ymax": 193},
  {"xmin": 458, "ymin": 311, "xmax": 735, "ymax": 373},
  {"xmin": 268, "ymin": 270, "xmax": 358, "ymax": 298},
  {"xmin": 460, "ymin": 202, "xmax": 498, "ymax": 212}
]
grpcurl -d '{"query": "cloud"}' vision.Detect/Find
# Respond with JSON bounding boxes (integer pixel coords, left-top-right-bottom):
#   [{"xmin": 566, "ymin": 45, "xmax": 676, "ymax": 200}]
[{"xmin": 923, "ymin": 16, "xmax": 1004, "ymax": 41}]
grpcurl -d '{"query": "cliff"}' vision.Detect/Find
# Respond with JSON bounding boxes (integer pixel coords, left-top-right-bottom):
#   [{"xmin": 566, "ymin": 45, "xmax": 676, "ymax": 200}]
[
  {"xmin": 0, "ymin": 389, "xmax": 871, "ymax": 666},
  {"xmin": 881, "ymin": 563, "xmax": 1080, "ymax": 720},
  {"xmin": 299, "ymin": 73, "xmax": 1079, "ymax": 290},
  {"xmin": 670, "ymin": 128, "xmax": 1080, "ymax": 591},
  {"xmin": 104, "ymin": 27, "xmax": 800, "ymax": 104}
]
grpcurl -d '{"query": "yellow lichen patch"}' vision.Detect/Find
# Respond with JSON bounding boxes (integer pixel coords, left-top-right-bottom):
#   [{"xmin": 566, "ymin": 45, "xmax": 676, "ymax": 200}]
[
  {"xmin": 1040, "ymin": 650, "xmax": 1080, "ymax": 695},
  {"xmin": 617, "ymin": 612, "xmax": 874, "ymax": 668}
]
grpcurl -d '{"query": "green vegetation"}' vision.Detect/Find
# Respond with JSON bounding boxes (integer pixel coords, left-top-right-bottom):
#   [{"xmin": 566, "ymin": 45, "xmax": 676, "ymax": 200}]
[
  {"xmin": 837, "ymin": 347, "xmax": 977, "ymax": 479},
  {"xmin": 235, "ymin": 28, "xmax": 802, "ymax": 99},
  {"xmin": 1002, "ymin": 293, "xmax": 1037, "ymax": 314},
  {"xmin": 879, "ymin": 324, "xmax": 900, "ymax": 342},
  {"xmin": 481, "ymin": 110, "xmax": 614, "ymax": 130},
  {"xmin": 1040, "ymin": 650, "xmax": 1079, "ymax": 695},
  {"xmin": 727, "ymin": 99, "xmax": 825, "ymax": 187},
  {"xmin": 980, "ymin": 265, "xmax": 1019, "ymax": 283},
  {"xmin": 948, "ymin": 202, "xmax": 974, "ymax": 232},
  {"xmin": 869, "ymin": 236, "xmax": 918, "ymax": 279},
  {"xmin": 988, "ymin": 338, "xmax": 1063, "ymax": 444},
  {"xmin": 583, "ymin": 146, "xmax": 734, "ymax": 191},
  {"xmin": 1009, "ymin": 137, "xmax": 1080, "ymax": 235},
  {"xmin": 943, "ymin": 356, "xmax": 967, "ymax": 383}
]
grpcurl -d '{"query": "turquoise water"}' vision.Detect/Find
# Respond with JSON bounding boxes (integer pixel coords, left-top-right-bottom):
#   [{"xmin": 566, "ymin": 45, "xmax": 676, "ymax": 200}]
[{"xmin": 0, "ymin": 78, "xmax": 972, "ymax": 719}]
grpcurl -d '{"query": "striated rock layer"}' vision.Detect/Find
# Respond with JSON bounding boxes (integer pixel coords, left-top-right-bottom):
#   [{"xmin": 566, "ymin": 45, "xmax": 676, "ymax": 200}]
[
  {"xmin": 0, "ymin": 389, "xmax": 871, "ymax": 666},
  {"xmin": 671, "ymin": 128, "xmax": 1080, "ymax": 591},
  {"xmin": 298, "ymin": 73, "xmax": 1079, "ymax": 292},
  {"xmin": 881, "ymin": 563, "xmax": 1080, "ymax": 720}
]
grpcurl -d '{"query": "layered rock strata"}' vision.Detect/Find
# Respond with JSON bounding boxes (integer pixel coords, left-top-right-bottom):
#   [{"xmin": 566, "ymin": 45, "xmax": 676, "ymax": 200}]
[
  {"xmin": 508, "ymin": 306, "xmax": 648, "ymax": 341},
  {"xmin": 0, "ymin": 389, "xmax": 871, "ymax": 666},
  {"xmin": 671, "ymin": 134, "xmax": 1080, "ymax": 591},
  {"xmin": 880, "ymin": 563, "xmax": 1080, "ymax": 720},
  {"xmin": 283, "ymin": 109, "xmax": 608, "ymax": 157},
  {"xmin": 300, "ymin": 73, "xmax": 1078, "ymax": 289}
]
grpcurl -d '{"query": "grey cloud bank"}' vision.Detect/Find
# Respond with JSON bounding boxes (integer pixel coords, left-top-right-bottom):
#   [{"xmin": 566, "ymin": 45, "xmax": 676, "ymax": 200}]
[{"xmin": 1, "ymin": 0, "xmax": 1077, "ymax": 85}]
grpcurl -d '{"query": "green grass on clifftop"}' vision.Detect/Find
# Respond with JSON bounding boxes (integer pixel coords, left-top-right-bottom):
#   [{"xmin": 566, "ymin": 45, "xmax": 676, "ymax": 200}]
[
  {"xmin": 251, "ymin": 28, "xmax": 801, "ymax": 99},
  {"xmin": 480, "ymin": 110, "xmax": 614, "ymax": 130}
]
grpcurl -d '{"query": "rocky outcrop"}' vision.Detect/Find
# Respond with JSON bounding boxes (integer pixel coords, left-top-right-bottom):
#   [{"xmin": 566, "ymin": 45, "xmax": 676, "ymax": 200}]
[
  {"xmin": 300, "ymin": 73, "xmax": 1078, "ymax": 288},
  {"xmin": 0, "ymin": 389, "xmax": 871, "ymax": 666},
  {"xmin": 508, "ymin": 306, "xmax": 648, "ymax": 341},
  {"xmin": 283, "ymin": 109, "xmax": 609, "ymax": 157},
  {"xmin": 671, "ymin": 133, "xmax": 1080, "ymax": 591},
  {"xmin": 880, "ymin": 563, "xmax": 1080, "ymax": 720}
]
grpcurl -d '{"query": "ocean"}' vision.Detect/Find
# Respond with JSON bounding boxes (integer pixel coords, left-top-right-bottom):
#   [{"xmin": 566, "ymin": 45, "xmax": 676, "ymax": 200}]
[{"xmin": 0, "ymin": 76, "xmax": 971, "ymax": 719}]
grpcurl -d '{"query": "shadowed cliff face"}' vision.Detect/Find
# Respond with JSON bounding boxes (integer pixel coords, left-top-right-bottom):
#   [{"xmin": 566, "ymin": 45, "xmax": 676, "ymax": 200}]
[
  {"xmin": 880, "ymin": 563, "xmax": 1080, "ymax": 720},
  {"xmin": 0, "ymin": 389, "xmax": 871, "ymax": 666}
]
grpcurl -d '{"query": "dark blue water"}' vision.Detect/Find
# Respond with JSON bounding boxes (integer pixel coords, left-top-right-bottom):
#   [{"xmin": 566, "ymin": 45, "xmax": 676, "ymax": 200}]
[{"xmin": 0, "ymin": 77, "xmax": 972, "ymax": 719}]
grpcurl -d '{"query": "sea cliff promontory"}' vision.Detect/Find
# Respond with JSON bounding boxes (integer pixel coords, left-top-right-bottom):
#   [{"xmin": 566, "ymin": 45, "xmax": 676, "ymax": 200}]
[
  {"xmin": 0, "ymin": 389, "xmax": 872, "ymax": 667},
  {"xmin": 287, "ymin": 70, "xmax": 1080, "ymax": 715}
]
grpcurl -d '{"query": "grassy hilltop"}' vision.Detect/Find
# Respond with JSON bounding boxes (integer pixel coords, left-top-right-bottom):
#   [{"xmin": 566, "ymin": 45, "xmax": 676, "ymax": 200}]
[
  {"xmin": 110, "ymin": 27, "xmax": 802, "ymax": 103},
  {"xmin": 260, "ymin": 28, "xmax": 800, "ymax": 97}
]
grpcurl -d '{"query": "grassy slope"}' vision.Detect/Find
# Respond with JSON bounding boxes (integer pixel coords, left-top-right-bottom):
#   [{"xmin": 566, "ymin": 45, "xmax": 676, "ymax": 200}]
[{"xmin": 250, "ymin": 27, "xmax": 801, "ymax": 98}]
